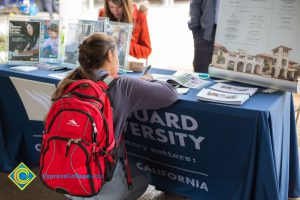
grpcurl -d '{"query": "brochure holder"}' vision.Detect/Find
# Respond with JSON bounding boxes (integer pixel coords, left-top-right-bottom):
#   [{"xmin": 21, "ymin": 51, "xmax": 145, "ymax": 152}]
[
  {"xmin": 62, "ymin": 19, "xmax": 94, "ymax": 69},
  {"xmin": 4, "ymin": 16, "xmax": 133, "ymax": 75},
  {"xmin": 106, "ymin": 21, "xmax": 133, "ymax": 74},
  {"xmin": 80, "ymin": 17, "xmax": 109, "ymax": 33},
  {"xmin": 6, "ymin": 17, "xmax": 41, "ymax": 65},
  {"xmin": 39, "ymin": 18, "xmax": 62, "ymax": 64}
]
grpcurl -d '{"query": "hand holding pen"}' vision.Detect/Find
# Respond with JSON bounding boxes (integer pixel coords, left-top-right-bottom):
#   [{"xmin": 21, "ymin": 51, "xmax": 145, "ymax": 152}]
[
  {"xmin": 143, "ymin": 65, "xmax": 152, "ymax": 75},
  {"xmin": 140, "ymin": 65, "xmax": 153, "ymax": 80}
]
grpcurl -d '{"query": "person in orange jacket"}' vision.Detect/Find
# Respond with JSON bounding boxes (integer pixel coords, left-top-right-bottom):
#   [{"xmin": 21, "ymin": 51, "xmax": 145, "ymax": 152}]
[{"xmin": 99, "ymin": 0, "xmax": 151, "ymax": 59}]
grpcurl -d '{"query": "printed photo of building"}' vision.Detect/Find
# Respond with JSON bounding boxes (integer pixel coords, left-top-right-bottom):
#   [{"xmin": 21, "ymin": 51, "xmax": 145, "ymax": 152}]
[{"xmin": 212, "ymin": 44, "xmax": 300, "ymax": 82}]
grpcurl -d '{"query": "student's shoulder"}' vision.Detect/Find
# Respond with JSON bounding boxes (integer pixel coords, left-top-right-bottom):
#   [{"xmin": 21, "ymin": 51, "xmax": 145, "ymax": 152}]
[
  {"xmin": 116, "ymin": 75, "xmax": 140, "ymax": 85},
  {"xmin": 112, "ymin": 75, "xmax": 143, "ymax": 94}
]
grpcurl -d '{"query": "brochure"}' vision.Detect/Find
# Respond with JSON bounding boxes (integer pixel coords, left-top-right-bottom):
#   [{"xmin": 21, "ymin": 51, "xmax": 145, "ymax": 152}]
[
  {"xmin": 151, "ymin": 72, "xmax": 212, "ymax": 89},
  {"xmin": 7, "ymin": 20, "xmax": 41, "ymax": 63},
  {"xmin": 34, "ymin": 63, "xmax": 67, "ymax": 71},
  {"xmin": 210, "ymin": 83, "xmax": 258, "ymax": 96},
  {"xmin": 48, "ymin": 70, "xmax": 72, "ymax": 80},
  {"xmin": 106, "ymin": 21, "xmax": 133, "ymax": 73},
  {"xmin": 40, "ymin": 19, "xmax": 60, "ymax": 62},
  {"xmin": 10, "ymin": 65, "xmax": 38, "ymax": 72},
  {"xmin": 63, "ymin": 22, "xmax": 94, "ymax": 67},
  {"xmin": 196, "ymin": 88, "xmax": 249, "ymax": 105}
]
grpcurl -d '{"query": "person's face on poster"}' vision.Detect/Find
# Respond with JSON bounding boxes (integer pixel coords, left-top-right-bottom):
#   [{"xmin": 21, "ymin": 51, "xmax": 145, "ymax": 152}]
[
  {"xmin": 48, "ymin": 30, "xmax": 58, "ymax": 39},
  {"xmin": 118, "ymin": 31, "xmax": 127, "ymax": 48},
  {"xmin": 26, "ymin": 24, "xmax": 34, "ymax": 36}
]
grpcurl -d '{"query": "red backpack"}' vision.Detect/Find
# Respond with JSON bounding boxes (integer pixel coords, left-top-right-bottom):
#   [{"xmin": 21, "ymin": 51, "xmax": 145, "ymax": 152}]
[{"xmin": 40, "ymin": 76, "xmax": 132, "ymax": 197}]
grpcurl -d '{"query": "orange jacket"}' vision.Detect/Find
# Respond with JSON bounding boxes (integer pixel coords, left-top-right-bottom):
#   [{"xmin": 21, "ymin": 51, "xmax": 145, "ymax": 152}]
[{"xmin": 99, "ymin": 4, "xmax": 152, "ymax": 59}]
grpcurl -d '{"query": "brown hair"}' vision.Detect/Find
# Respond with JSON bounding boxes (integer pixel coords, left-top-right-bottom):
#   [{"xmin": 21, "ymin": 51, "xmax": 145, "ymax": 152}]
[
  {"xmin": 47, "ymin": 23, "xmax": 59, "ymax": 33},
  {"xmin": 104, "ymin": 0, "xmax": 133, "ymax": 23},
  {"xmin": 52, "ymin": 32, "xmax": 116, "ymax": 99}
]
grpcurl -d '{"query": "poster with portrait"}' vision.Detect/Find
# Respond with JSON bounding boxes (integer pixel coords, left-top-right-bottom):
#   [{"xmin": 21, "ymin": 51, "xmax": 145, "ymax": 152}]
[
  {"xmin": 63, "ymin": 22, "xmax": 94, "ymax": 68},
  {"xmin": 210, "ymin": 0, "xmax": 300, "ymax": 92},
  {"xmin": 7, "ymin": 19, "xmax": 41, "ymax": 63},
  {"xmin": 39, "ymin": 19, "xmax": 60, "ymax": 62},
  {"xmin": 106, "ymin": 21, "xmax": 133, "ymax": 73}
]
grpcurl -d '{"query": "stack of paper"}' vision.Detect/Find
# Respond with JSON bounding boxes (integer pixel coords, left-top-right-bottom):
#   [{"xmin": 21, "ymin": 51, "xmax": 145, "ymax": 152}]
[
  {"xmin": 196, "ymin": 88, "xmax": 250, "ymax": 105},
  {"xmin": 10, "ymin": 66, "xmax": 38, "ymax": 72},
  {"xmin": 210, "ymin": 83, "xmax": 258, "ymax": 96},
  {"xmin": 196, "ymin": 83, "xmax": 258, "ymax": 105}
]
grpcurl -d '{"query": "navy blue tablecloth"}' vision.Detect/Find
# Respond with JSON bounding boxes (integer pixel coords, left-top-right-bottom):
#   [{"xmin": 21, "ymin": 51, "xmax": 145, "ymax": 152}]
[{"xmin": 0, "ymin": 64, "xmax": 299, "ymax": 199}]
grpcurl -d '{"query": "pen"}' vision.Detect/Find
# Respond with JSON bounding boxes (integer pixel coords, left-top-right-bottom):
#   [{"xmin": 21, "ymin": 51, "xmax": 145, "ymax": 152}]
[{"xmin": 143, "ymin": 65, "xmax": 152, "ymax": 75}]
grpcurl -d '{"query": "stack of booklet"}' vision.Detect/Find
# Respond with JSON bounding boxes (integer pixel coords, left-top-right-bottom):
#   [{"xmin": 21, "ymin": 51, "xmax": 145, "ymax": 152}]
[{"xmin": 196, "ymin": 83, "xmax": 258, "ymax": 105}]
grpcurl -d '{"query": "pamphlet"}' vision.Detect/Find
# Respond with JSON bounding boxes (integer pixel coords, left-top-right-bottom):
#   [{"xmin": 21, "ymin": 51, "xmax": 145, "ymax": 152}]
[
  {"xmin": 176, "ymin": 87, "xmax": 189, "ymax": 95},
  {"xmin": 210, "ymin": 83, "xmax": 258, "ymax": 96},
  {"xmin": 34, "ymin": 63, "xmax": 63, "ymax": 70},
  {"xmin": 63, "ymin": 22, "xmax": 94, "ymax": 67},
  {"xmin": 152, "ymin": 72, "xmax": 212, "ymax": 89},
  {"xmin": 8, "ymin": 20, "xmax": 41, "ymax": 63},
  {"xmin": 40, "ymin": 19, "xmax": 60, "ymax": 61},
  {"xmin": 106, "ymin": 21, "xmax": 133, "ymax": 73},
  {"xmin": 196, "ymin": 88, "xmax": 249, "ymax": 105},
  {"xmin": 10, "ymin": 66, "xmax": 38, "ymax": 72},
  {"xmin": 48, "ymin": 70, "xmax": 72, "ymax": 80}
]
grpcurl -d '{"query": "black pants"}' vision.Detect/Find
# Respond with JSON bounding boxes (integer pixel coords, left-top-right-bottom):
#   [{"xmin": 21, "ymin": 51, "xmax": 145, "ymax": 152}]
[{"xmin": 193, "ymin": 25, "xmax": 216, "ymax": 73}]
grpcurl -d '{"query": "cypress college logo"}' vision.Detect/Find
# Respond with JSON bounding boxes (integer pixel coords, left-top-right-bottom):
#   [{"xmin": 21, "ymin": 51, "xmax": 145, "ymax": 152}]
[{"xmin": 8, "ymin": 162, "xmax": 36, "ymax": 191}]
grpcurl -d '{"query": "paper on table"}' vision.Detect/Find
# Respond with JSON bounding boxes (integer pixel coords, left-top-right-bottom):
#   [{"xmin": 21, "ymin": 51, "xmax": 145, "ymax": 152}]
[
  {"xmin": 152, "ymin": 72, "xmax": 212, "ymax": 89},
  {"xmin": 10, "ymin": 66, "xmax": 38, "ymax": 72},
  {"xmin": 210, "ymin": 83, "xmax": 258, "ymax": 96},
  {"xmin": 48, "ymin": 71, "xmax": 72, "ymax": 80},
  {"xmin": 176, "ymin": 88, "xmax": 189, "ymax": 95},
  {"xmin": 196, "ymin": 88, "xmax": 249, "ymax": 105}
]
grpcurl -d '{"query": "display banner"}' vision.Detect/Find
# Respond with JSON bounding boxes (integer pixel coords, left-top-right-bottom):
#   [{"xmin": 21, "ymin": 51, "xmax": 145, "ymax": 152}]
[
  {"xmin": 210, "ymin": 0, "xmax": 300, "ymax": 92},
  {"xmin": 124, "ymin": 107, "xmax": 258, "ymax": 199}
]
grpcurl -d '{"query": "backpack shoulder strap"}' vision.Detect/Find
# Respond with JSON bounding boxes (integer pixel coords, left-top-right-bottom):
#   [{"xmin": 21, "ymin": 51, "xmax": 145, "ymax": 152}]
[
  {"xmin": 64, "ymin": 79, "xmax": 103, "ymax": 96},
  {"xmin": 97, "ymin": 74, "xmax": 119, "ymax": 109},
  {"xmin": 99, "ymin": 74, "xmax": 119, "ymax": 92}
]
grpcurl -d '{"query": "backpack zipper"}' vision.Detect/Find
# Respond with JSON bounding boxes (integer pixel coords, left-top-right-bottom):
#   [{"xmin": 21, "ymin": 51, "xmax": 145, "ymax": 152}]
[{"xmin": 40, "ymin": 136, "xmax": 96, "ymax": 194}]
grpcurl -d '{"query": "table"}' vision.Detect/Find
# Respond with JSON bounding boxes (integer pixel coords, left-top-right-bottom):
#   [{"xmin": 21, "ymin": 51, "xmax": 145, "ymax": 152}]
[{"xmin": 0, "ymin": 64, "xmax": 299, "ymax": 200}]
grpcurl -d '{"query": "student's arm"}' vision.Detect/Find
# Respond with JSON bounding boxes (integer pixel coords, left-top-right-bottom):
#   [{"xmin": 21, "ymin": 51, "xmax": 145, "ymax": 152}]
[
  {"xmin": 129, "ymin": 12, "xmax": 152, "ymax": 59},
  {"xmin": 118, "ymin": 76, "xmax": 178, "ymax": 113}
]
